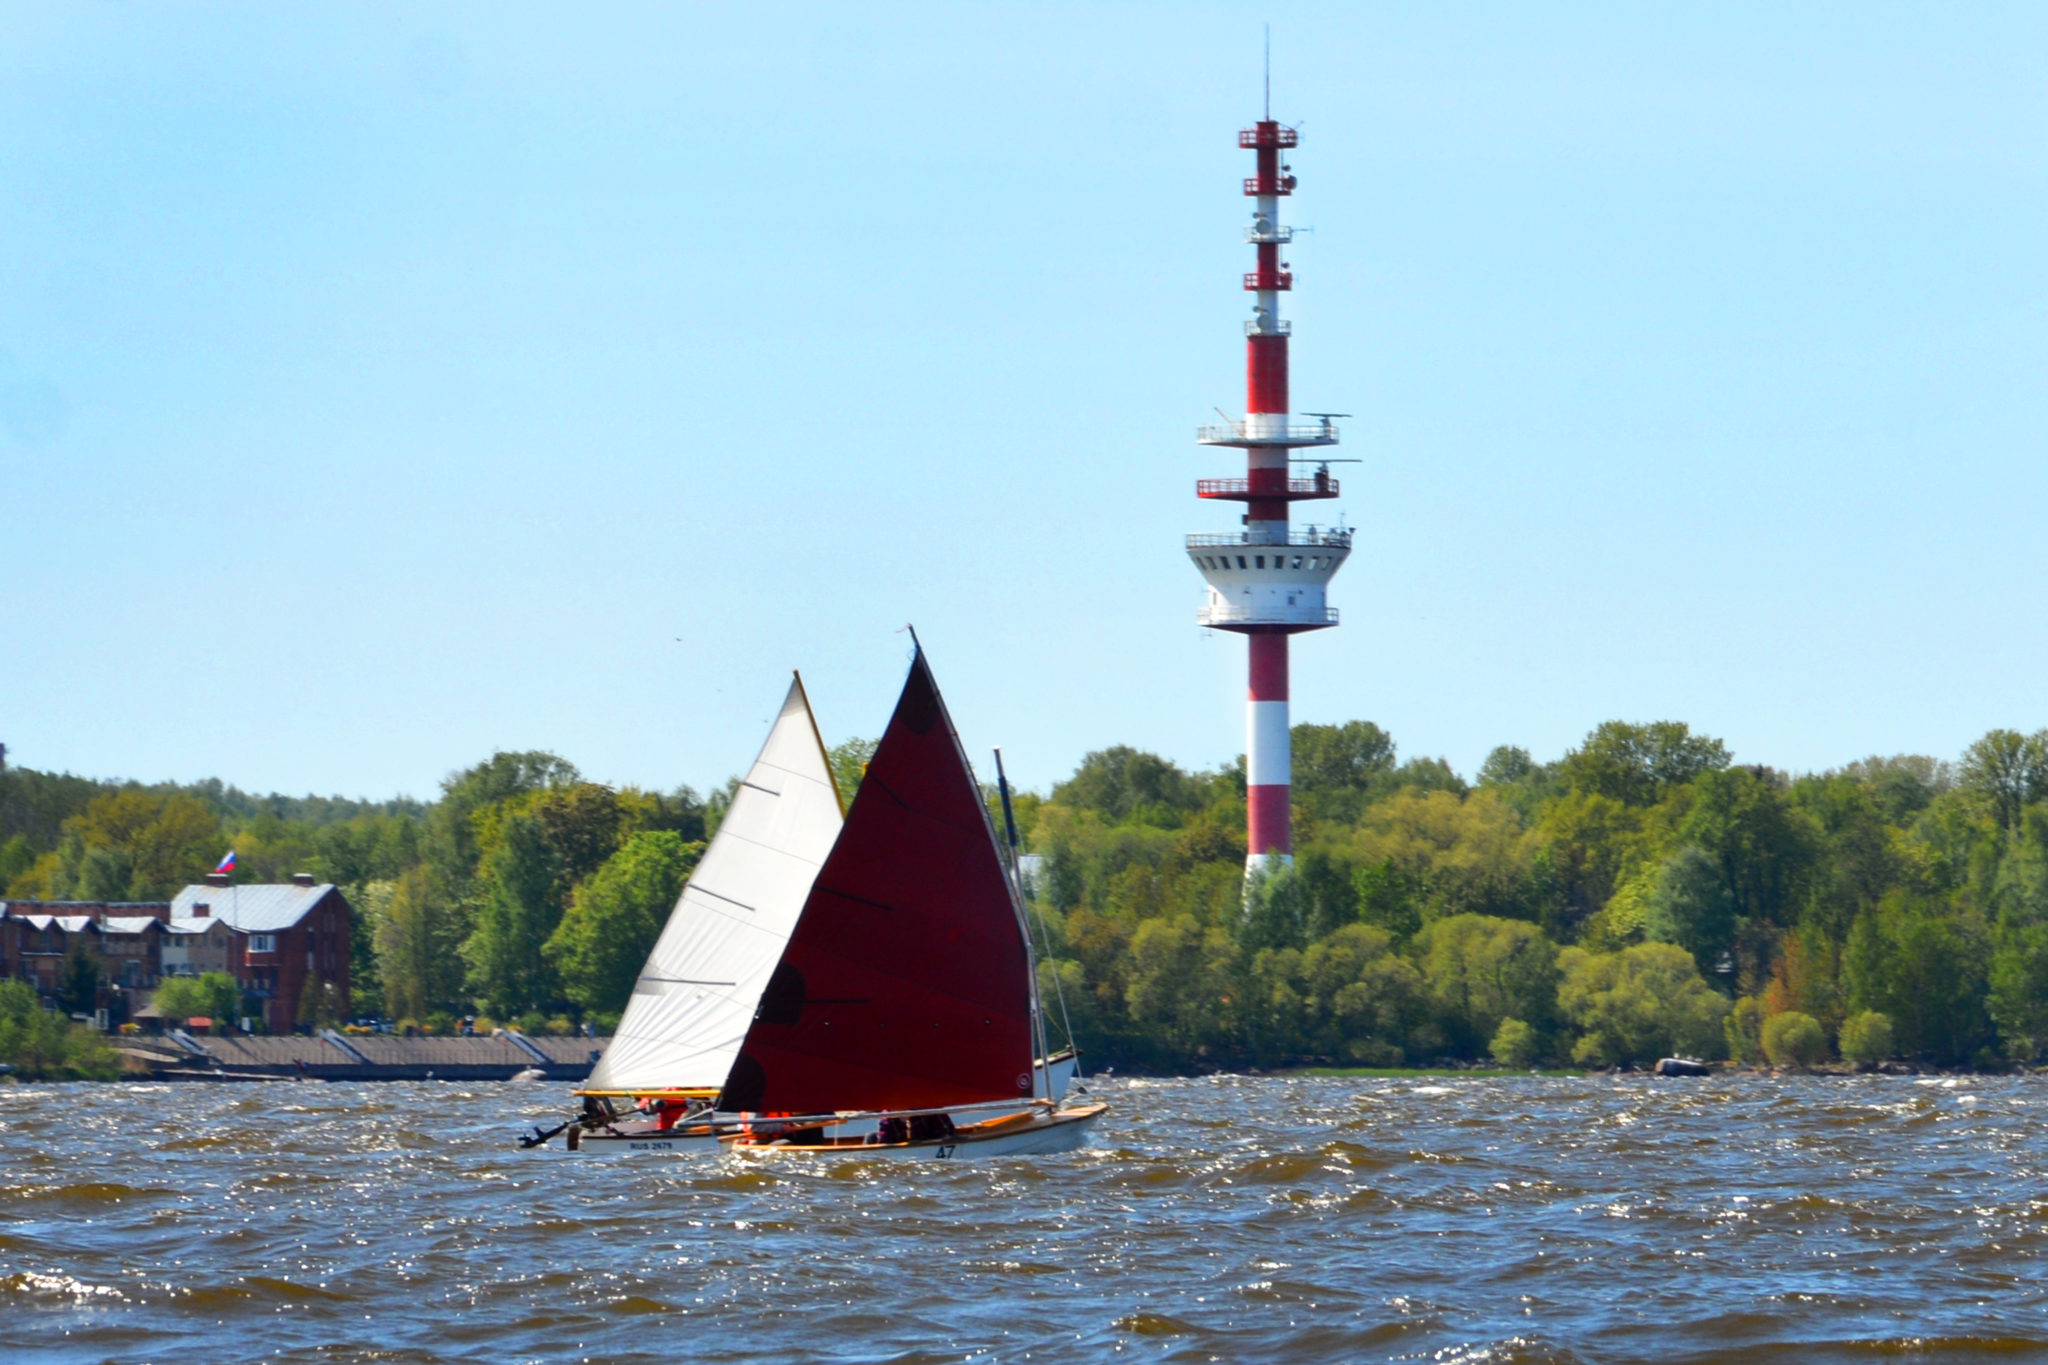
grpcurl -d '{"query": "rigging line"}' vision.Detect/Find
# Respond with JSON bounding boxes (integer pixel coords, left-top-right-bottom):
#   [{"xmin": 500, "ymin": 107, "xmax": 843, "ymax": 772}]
[{"xmin": 683, "ymin": 884, "xmax": 758, "ymax": 913}]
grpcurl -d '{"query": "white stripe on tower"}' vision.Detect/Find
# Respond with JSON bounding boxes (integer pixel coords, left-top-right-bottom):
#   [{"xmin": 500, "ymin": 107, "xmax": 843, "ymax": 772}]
[{"xmin": 1246, "ymin": 631, "xmax": 1291, "ymax": 872}]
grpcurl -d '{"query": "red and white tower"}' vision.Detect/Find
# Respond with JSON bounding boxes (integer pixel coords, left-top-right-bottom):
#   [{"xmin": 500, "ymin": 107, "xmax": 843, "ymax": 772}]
[{"xmin": 1186, "ymin": 104, "xmax": 1350, "ymax": 877}]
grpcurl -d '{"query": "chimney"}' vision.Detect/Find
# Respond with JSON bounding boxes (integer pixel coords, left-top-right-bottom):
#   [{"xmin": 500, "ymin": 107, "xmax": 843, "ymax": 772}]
[
  {"xmin": 194, "ymin": 902, "xmax": 211, "ymax": 918},
  {"xmin": 291, "ymin": 872, "xmax": 316, "ymax": 887},
  {"xmin": 204, "ymin": 872, "xmax": 230, "ymax": 887}
]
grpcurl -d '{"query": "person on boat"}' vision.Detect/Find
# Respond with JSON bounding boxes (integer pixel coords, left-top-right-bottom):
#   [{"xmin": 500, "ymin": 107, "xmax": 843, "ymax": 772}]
[{"xmin": 908, "ymin": 1112, "xmax": 956, "ymax": 1143}]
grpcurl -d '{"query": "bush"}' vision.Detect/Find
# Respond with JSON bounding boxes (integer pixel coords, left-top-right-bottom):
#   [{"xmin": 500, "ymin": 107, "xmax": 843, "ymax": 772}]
[
  {"xmin": 1490, "ymin": 1018, "xmax": 1539, "ymax": 1068},
  {"xmin": 1762, "ymin": 1011, "xmax": 1828, "ymax": 1069},
  {"xmin": 471, "ymin": 1015, "xmax": 499, "ymax": 1034},
  {"xmin": 514, "ymin": 1011, "xmax": 550, "ymax": 1035},
  {"xmin": 1558, "ymin": 943, "xmax": 1730, "ymax": 1067},
  {"xmin": 1839, "ymin": 1011, "xmax": 1894, "ymax": 1070},
  {"xmin": 423, "ymin": 1010, "xmax": 457, "ymax": 1036},
  {"xmin": 545, "ymin": 1015, "xmax": 574, "ymax": 1036},
  {"xmin": 0, "ymin": 980, "xmax": 119, "ymax": 1079},
  {"xmin": 1725, "ymin": 996, "xmax": 1767, "ymax": 1066}
]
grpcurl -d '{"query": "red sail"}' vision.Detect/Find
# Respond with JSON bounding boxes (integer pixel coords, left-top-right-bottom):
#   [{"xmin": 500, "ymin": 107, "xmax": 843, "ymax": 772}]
[{"xmin": 719, "ymin": 649, "xmax": 1035, "ymax": 1114}]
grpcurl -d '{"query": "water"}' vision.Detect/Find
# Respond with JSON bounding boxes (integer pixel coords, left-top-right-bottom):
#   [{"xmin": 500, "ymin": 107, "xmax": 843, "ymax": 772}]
[{"xmin": 2, "ymin": 1073, "xmax": 2043, "ymax": 1364}]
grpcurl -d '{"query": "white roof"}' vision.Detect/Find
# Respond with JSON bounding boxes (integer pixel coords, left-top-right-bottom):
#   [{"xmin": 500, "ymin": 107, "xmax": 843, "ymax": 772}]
[
  {"xmin": 169, "ymin": 883, "xmax": 336, "ymax": 932},
  {"xmin": 100, "ymin": 917, "xmax": 161, "ymax": 935},
  {"xmin": 11, "ymin": 914, "xmax": 95, "ymax": 933},
  {"xmin": 167, "ymin": 917, "xmax": 235, "ymax": 935}
]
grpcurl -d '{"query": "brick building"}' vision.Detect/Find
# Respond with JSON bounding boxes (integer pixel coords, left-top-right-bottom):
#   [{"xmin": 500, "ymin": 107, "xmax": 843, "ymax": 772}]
[{"xmin": 168, "ymin": 875, "xmax": 352, "ymax": 1033}]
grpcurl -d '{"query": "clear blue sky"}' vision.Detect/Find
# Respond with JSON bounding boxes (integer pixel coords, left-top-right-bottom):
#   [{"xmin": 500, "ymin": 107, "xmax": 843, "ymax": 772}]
[{"xmin": 3, "ymin": 3, "xmax": 2044, "ymax": 801}]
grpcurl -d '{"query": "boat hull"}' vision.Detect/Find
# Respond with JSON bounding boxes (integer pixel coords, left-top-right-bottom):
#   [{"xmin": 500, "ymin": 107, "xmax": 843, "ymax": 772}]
[
  {"xmin": 730, "ymin": 1103, "xmax": 1105, "ymax": 1161},
  {"xmin": 566, "ymin": 1122, "xmax": 720, "ymax": 1156}
]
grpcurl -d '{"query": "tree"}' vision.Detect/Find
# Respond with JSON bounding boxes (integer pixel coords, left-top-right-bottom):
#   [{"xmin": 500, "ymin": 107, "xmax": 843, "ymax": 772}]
[
  {"xmin": 1843, "ymin": 892, "xmax": 1989, "ymax": 1064},
  {"xmin": 1761, "ymin": 1011, "xmax": 1827, "ymax": 1069},
  {"xmin": 155, "ymin": 971, "xmax": 238, "ymax": 1027},
  {"xmin": 1838, "ymin": 1011, "xmax": 1894, "ymax": 1069},
  {"xmin": 376, "ymin": 866, "xmax": 466, "ymax": 1021},
  {"xmin": 0, "ymin": 979, "xmax": 116, "ymax": 1079},
  {"xmin": 545, "ymin": 832, "xmax": 704, "ymax": 1015},
  {"xmin": 1414, "ymin": 914, "xmax": 1561, "ymax": 1057},
  {"xmin": 1479, "ymin": 746, "xmax": 1536, "ymax": 787},
  {"xmin": 1959, "ymin": 729, "xmax": 2048, "ymax": 833},
  {"xmin": 1561, "ymin": 721, "xmax": 1730, "ymax": 808},
  {"xmin": 1123, "ymin": 915, "xmax": 1236, "ymax": 1064},
  {"xmin": 1987, "ymin": 920, "xmax": 2048, "ymax": 1061},
  {"xmin": 429, "ymin": 750, "xmax": 578, "ymax": 889},
  {"xmin": 1292, "ymin": 721, "xmax": 1396, "ymax": 821},
  {"xmin": 1241, "ymin": 863, "xmax": 1307, "ymax": 954},
  {"xmin": 1557, "ymin": 942, "xmax": 1730, "ymax": 1066},
  {"xmin": 1680, "ymin": 768, "xmax": 1818, "ymax": 931},
  {"xmin": 43, "ymin": 790, "xmax": 221, "ymax": 900},
  {"xmin": 1644, "ymin": 845, "xmax": 1737, "ymax": 979},
  {"xmin": 1490, "ymin": 1018, "xmax": 1539, "ymax": 1067},
  {"xmin": 55, "ymin": 940, "xmax": 102, "ymax": 1016},
  {"xmin": 1725, "ymin": 996, "xmax": 1767, "ymax": 1065},
  {"xmin": 1054, "ymin": 748, "xmax": 1208, "ymax": 825},
  {"xmin": 151, "ymin": 976, "xmax": 208, "ymax": 1025},
  {"xmin": 829, "ymin": 738, "xmax": 878, "ymax": 807}
]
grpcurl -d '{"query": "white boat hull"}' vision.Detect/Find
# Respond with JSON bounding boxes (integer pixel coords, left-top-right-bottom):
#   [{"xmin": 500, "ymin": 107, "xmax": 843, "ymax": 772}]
[
  {"xmin": 558, "ymin": 1103, "xmax": 1104, "ymax": 1159},
  {"xmin": 731, "ymin": 1103, "xmax": 1105, "ymax": 1161}
]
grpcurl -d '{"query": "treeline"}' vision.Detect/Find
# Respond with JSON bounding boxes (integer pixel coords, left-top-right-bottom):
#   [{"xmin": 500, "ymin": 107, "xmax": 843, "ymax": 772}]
[
  {"xmin": 0, "ymin": 743, "xmax": 875, "ymax": 1035},
  {"xmin": 1017, "ymin": 723, "xmax": 2048, "ymax": 1072},
  {"xmin": 8, "ymin": 720, "xmax": 2048, "ymax": 1071}
]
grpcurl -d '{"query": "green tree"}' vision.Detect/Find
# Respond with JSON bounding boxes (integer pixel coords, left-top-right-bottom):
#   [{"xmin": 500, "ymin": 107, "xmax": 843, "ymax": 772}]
[
  {"xmin": 1054, "ymin": 747, "xmax": 1209, "ymax": 826},
  {"xmin": 1414, "ymin": 914, "xmax": 1561, "ymax": 1058},
  {"xmin": 1292, "ymin": 721, "xmax": 1396, "ymax": 821},
  {"xmin": 1680, "ymin": 768, "xmax": 1818, "ymax": 930},
  {"xmin": 464, "ymin": 813, "xmax": 567, "ymax": 1016},
  {"xmin": 1959, "ymin": 728, "xmax": 2048, "ymax": 833},
  {"xmin": 151, "ymin": 976, "xmax": 208, "ymax": 1025},
  {"xmin": 1123, "ymin": 915, "xmax": 1236, "ymax": 1064},
  {"xmin": 545, "ymin": 831, "xmax": 705, "ymax": 1015},
  {"xmin": 1725, "ymin": 995, "xmax": 1767, "ymax": 1065},
  {"xmin": 1644, "ymin": 844, "xmax": 1737, "ymax": 979},
  {"xmin": 1843, "ymin": 892, "xmax": 1989, "ymax": 1064},
  {"xmin": 55, "ymin": 940, "xmax": 102, "ymax": 1016},
  {"xmin": 376, "ymin": 866, "xmax": 466, "ymax": 1021},
  {"xmin": 1490, "ymin": 1017, "xmax": 1539, "ymax": 1067},
  {"xmin": 0, "ymin": 979, "xmax": 116, "ymax": 1079},
  {"xmin": 829, "ymin": 738, "xmax": 878, "ymax": 808},
  {"xmin": 1761, "ymin": 1010, "xmax": 1827, "ymax": 1069},
  {"xmin": 1838, "ymin": 1011, "xmax": 1894, "ymax": 1069},
  {"xmin": 1987, "ymin": 920, "xmax": 2048, "ymax": 1061},
  {"xmin": 1557, "ymin": 942, "xmax": 1730, "ymax": 1066},
  {"xmin": 1561, "ymin": 721, "xmax": 1730, "ymax": 808}
]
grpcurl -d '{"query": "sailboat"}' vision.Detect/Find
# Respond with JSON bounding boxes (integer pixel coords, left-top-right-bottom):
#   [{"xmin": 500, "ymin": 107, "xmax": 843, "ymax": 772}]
[{"xmin": 527, "ymin": 645, "xmax": 1103, "ymax": 1158}]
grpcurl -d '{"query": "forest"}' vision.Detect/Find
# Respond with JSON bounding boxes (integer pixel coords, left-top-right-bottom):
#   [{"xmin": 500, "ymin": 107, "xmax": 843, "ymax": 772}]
[{"xmin": 6, "ymin": 716, "xmax": 2048, "ymax": 1072}]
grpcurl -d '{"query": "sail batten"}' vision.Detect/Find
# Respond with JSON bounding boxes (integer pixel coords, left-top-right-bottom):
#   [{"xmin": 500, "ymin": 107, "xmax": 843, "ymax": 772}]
[
  {"xmin": 723, "ymin": 649, "xmax": 1035, "ymax": 1115},
  {"xmin": 586, "ymin": 676, "xmax": 843, "ymax": 1094}
]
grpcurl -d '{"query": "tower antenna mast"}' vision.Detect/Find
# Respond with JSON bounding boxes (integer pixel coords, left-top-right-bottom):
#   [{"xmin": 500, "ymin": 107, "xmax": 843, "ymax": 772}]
[{"xmin": 1185, "ymin": 60, "xmax": 1351, "ymax": 880}]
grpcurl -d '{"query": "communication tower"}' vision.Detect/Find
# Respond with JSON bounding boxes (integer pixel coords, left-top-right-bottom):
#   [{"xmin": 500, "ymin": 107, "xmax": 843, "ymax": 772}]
[{"xmin": 1185, "ymin": 99, "xmax": 1351, "ymax": 876}]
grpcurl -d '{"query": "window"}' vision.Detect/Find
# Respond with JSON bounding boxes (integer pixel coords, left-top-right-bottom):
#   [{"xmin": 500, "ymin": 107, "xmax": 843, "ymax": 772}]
[
  {"xmin": 1292, "ymin": 556, "xmax": 1304, "ymax": 569},
  {"xmin": 250, "ymin": 934, "xmax": 276, "ymax": 953},
  {"xmin": 1255, "ymin": 555, "xmax": 1265, "ymax": 568},
  {"xmin": 1236, "ymin": 556, "xmax": 1247, "ymax": 569}
]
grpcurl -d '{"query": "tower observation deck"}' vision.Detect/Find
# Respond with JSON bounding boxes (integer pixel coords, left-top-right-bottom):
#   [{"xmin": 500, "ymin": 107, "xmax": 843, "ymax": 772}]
[{"xmin": 1186, "ymin": 106, "xmax": 1351, "ymax": 877}]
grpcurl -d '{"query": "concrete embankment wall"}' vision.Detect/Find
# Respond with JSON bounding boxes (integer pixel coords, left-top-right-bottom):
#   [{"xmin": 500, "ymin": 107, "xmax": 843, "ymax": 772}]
[{"xmin": 124, "ymin": 1032, "xmax": 609, "ymax": 1082}]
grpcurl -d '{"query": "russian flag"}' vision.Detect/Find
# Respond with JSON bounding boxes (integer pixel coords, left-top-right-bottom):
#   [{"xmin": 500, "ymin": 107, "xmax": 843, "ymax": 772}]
[{"xmin": 214, "ymin": 850, "xmax": 236, "ymax": 874}]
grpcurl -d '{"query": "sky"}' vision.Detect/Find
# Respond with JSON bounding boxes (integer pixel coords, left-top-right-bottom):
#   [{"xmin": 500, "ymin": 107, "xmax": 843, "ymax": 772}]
[{"xmin": 2, "ymin": 3, "xmax": 2044, "ymax": 801}]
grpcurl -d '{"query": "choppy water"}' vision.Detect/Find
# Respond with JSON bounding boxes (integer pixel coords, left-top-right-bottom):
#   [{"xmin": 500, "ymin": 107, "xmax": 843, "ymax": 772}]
[{"xmin": 3, "ymin": 1074, "xmax": 2044, "ymax": 1363}]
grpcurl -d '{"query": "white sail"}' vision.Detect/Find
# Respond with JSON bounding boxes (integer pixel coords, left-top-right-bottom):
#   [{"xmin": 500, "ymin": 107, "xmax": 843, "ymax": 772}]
[{"xmin": 587, "ymin": 676, "xmax": 843, "ymax": 1093}]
